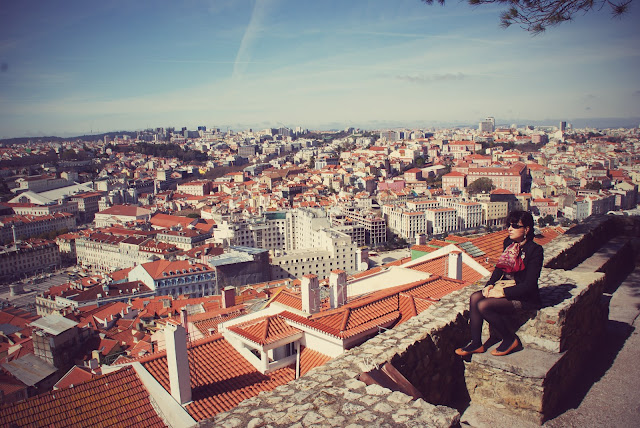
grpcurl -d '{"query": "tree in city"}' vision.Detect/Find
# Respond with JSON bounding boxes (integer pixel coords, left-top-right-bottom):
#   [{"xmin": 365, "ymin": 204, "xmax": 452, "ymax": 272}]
[
  {"xmin": 467, "ymin": 177, "xmax": 495, "ymax": 195},
  {"xmin": 421, "ymin": 0, "xmax": 632, "ymax": 34},
  {"xmin": 585, "ymin": 181, "xmax": 603, "ymax": 191}
]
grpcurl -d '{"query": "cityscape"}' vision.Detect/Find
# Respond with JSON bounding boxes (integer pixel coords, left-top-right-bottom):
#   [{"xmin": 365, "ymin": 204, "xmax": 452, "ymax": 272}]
[
  {"xmin": 0, "ymin": 119, "xmax": 638, "ymax": 425},
  {"xmin": 1, "ymin": 0, "xmax": 640, "ymax": 426}
]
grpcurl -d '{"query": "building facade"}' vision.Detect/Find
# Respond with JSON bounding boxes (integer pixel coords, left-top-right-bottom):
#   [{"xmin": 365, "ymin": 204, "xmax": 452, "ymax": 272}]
[
  {"xmin": 0, "ymin": 240, "xmax": 61, "ymax": 281},
  {"xmin": 128, "ymin": 260, "xmax": 217, "ymax": 298}
]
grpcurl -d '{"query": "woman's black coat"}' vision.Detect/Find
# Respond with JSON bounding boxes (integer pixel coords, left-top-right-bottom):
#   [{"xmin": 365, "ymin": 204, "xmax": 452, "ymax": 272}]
[{"xmin": 486, "ymin": 237, "xmax": 543, "ymax": 306}]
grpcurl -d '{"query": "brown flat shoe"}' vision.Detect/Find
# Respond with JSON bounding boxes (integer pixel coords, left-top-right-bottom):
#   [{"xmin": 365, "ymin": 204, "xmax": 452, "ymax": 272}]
[
  {"xmin": 491, "ymin": 338, "xmax": 519, "ymax": 356},
  {"xmin": 455, "ymin": 344, "xmax": 485, "ymax": 356}
]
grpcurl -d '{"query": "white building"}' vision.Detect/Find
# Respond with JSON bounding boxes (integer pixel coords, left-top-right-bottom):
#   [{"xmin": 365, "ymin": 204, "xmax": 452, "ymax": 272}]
[
  {"xmin": 270, "ymin": 208, "xmax": 362, "ymax": 280},
  {"xmin": 382, "ymin": 205, "xmax": 428, "ymax": 240},
  {"xmin": 425, "ymin": 208, "xmax": 457, "ymax": 235},
  {"xmin": 128, "ymin": 259, "xmax": 217, "ymax": 298},
  {"xmin": 0, "ymin": 213, "xmax": 76, "ymax": 245},
  {"xmin": 563, "ymin": 198, "xmax": 590, "ymax": 221},
  {"xmin": 94, "ymin": 205, "xmax": 152, "ymax": 228},
  {"xmin": 453, "ymin": 201, "xmax": 483, "ymax": 230},
  {"xmin": 480, "ymin": 201, "xmax": 509, "ymax": 226},
  {"xmin": 76, "ymin": 233, "xmax": 177, "ymax": 272}
]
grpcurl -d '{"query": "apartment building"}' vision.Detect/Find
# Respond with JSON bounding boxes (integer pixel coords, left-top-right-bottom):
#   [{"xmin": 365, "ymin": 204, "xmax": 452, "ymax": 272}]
[
  {"xmin": 467, "ymin": 164, "xmax": 527, "ymax": 194},
  {"xmin": 452, "ymin": 201, "xmax": 483, "ymax": 230},
  {"xmin": 424, "ymin": 208, "xmax": 457, "ymax": 235},
  {"xmin": 0, "ymin": 212, "xmax": 76, "ymax": 245},
  {"xmin": 94, "ymin": 205, "xmax": 152, "ymax": 228},
  {"xmin": 76, "ymin": 233, "xmax": 176, "ymax": 272},
  {"xmin": 270, "ymin": 229, "xmax": 360, "ymax": 280},
  {"xmin": 176, "ymin": 180, "xmax": 213, "ymax": 196},
  {"xmin": 70, "ymin": 192, "xmax": 103, "ymax": 223},
  {"xmin": 156, "ymin": 229, "xmax": 211, "ymax": 250},
  {"xmin": 406, "ymin": 199, "xmax": 440, "ymax": 212},
  {"xmin": 335, "ymin": 206, "xmax": 386, "ymax": 247},
  {"xmin": 586, "ymin": 194, "xmax": 615, "ymax": 216},
  {"xmin": 480, "ymin": 201, "xmax": 509, "ymax": 226},
  {"xmin": 128, "ymin": 259, "xmax": 217, "ymax": 297},
  {"xmin": 383, "ymin": 205, "xmax": 428, "ymax": 241},
  {"xmin": 269, "ymin": 208, "xmax": 361, "ymax": 280},
  {"xmin": 0, "ymin": 240, "xmax": 61, "ymax": 281},
  {"xmin": 228, "ymin": 211, "xmax": 288, "ymax": 251},
  {"xmin": 332, "ymin": 222, "xmax": 366, "ymax": 247},
  {"xmin": 442, "ymin": 171, "xmax": 466, "ymax": 194},
  {"xmin": 531, "ymin": 198, "xmax": 559, "ymax": 219},
  {"xmin": 563, "ymin": 198, "xmax": 590, "ymax": 221}
]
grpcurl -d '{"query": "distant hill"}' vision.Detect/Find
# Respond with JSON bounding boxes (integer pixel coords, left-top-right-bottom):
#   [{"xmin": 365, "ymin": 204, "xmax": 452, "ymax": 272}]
[{"xmin": 0, "ymin": 131, "xmax": 138, "ymax": 145}]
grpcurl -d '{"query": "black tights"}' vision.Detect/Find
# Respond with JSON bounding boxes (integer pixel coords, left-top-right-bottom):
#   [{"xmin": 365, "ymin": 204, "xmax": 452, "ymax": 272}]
[{"xmin": 468, "ymin": 290, "xmax": 516, "ymax": 345}]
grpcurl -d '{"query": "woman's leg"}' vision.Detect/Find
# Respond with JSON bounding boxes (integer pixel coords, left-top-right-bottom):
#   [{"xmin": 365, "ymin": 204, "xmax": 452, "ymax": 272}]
[
  {"xmin": 468, "ymin": 290, "xmax": 486, "ymax": 345},
  {"xmin": 477, "ymin": 297, "xmax": 517, "ymax": 350}
]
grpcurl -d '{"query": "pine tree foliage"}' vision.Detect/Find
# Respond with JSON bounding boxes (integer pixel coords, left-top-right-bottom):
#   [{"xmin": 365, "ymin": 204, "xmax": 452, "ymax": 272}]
[{"xmin": 421, "ymin": 0, "xmax": 632, "ymax": 33}]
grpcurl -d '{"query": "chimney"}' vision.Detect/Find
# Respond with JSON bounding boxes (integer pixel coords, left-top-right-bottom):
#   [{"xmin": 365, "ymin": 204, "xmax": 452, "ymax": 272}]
[
  {"xmin": 164, "ymin": 321, "xmax": 191, "ymax": 404},
  {"xmin": 222, "ymin": 286, "xmax": 236, "ymax": 308},
  {"xmin": 447, "ymin": 251, "xmax": 463, "ymax": 281},
  {"xmin": 180, "ymin": 308, "xmax": 188, "ymax": 333},
  {"xmin": 301, "ymin": 274, "xmax": 320, "ymax": 314},
  {"xmin": 329, "ymin": 270, "xmax": 347, "ymax": 309}
]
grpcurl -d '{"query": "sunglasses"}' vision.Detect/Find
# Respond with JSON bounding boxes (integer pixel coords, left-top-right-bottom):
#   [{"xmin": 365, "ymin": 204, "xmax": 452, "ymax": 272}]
[{"xmin": 507, "ymin": 223, "xmax": 525, "ymax": 229}]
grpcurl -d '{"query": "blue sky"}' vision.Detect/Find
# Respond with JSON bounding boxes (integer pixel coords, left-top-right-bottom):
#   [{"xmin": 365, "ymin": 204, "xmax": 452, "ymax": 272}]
[{"xmin": 1, "ymin": 0, "xmax": 639, "ymax": 138}]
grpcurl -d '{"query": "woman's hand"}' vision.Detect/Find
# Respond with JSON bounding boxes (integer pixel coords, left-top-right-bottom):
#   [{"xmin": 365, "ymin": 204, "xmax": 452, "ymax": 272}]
[{"xmin": 482, "ymin": 284, "xmax": 494, "ymax": 298}]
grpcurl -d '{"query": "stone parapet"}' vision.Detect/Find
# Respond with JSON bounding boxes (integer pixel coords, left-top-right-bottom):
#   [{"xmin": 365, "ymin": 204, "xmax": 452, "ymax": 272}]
[
  {"xmin": 492, "ymin": 268, "xmax": 607, "ymax": 353},
  {"xmin": 465, "ymin": 215, "xmax": 638, "ymax": 424},
  {"xmin": 202, "ymin": 286, "xmax": 478, "ymax": 427},
  {"xmin": 467, "ymin": 268, "xmax": 609, "ymax": 423}
]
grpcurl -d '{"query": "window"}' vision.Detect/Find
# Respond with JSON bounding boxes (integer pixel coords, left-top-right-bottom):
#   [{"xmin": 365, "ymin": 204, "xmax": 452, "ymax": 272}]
[{"xmin": 284, "ymin": 342, "xmax": 297, "ymax": 357}]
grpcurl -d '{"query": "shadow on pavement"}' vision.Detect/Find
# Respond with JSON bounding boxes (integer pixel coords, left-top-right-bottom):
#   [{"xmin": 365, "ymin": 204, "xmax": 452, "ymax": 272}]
[{"xmin": 548, "ymin": 319, "xmax": 633, "ymax": 421}]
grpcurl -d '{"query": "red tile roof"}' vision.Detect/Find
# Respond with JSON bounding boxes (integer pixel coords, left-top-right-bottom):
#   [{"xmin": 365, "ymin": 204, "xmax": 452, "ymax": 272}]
[
  {"xmin": 268, "ymin": 289, "xmax": 302, "ymax": 310},
  {"xmin": 227, "ymin": 315, "xmax": 302, "ymax": 345},
  {"xmin": 279, "ymin": 276, "xmax": 466, "ymax": 339},
  {"xmin": 140, "ymin": 335, "xmax": 329, "ymax": 421},
  {"xmin": 97, "ymin": 205, "xmax": 151, "ymax": 217},
  {"xmin": 0, "ymin": 366, "xmax": 167, "ymax": 427},
  {"xmin": 53, "ymin": 366, "xmax": 94, "ymax": 390},
  {"xmin": 140, "ymin": 259, "xmax": 214, "ymax": 280},
  {"xmin": 150, "ymin": 213, "xmax": 195, "ymax": 229},
  {"xmin": 408, "ymin": 254, "xmax": 485, "ymax": 284},
  {"xmin": 190, "ymin": 306, "xmax": 247, "ymax": 337}
]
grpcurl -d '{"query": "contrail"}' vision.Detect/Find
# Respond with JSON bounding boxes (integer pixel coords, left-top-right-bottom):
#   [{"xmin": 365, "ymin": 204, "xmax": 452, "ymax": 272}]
[{"xmin": 233, "ymin": 0, "xmax": 272, "ymax": 79}]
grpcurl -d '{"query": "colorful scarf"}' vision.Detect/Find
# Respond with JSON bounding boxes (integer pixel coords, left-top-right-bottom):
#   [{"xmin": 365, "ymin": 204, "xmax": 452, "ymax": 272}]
[{"xmin": 495, "ymin": 242, "xmax": 525, "ymax": 273}]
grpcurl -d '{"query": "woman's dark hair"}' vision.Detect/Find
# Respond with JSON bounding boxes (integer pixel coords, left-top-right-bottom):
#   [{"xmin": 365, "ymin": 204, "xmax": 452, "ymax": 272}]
[{"xmin": 506, "ymin": 210, "xmax": 535, "ymax": 240}]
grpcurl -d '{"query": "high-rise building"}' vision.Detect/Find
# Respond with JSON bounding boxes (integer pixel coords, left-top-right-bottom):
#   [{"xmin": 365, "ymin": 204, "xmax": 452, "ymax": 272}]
[
  {"xmin": 559, "ymin": 121, "xmax": 567, "ymax": 132},
  {"xmin": 478, "ymin": 117, "xmax": 495, "ymax": 133}
]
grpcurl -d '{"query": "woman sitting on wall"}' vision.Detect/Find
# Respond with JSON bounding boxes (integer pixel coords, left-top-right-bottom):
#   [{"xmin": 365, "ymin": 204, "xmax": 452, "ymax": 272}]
[{"xmin": 455, "ymin": 210, "xmax": 543, "ymax": 357}]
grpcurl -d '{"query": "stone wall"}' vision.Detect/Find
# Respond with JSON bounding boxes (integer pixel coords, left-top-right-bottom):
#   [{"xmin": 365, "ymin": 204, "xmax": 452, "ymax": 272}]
[
  {"xmin": 202, "ymin": 286, "xmax": 474, "ymax": 427},
  {"xmin": 202, "ymin": 215, "xmax": 640, "ymax": 427}
]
